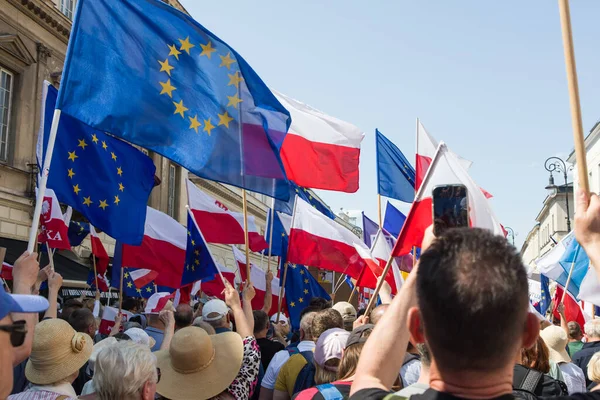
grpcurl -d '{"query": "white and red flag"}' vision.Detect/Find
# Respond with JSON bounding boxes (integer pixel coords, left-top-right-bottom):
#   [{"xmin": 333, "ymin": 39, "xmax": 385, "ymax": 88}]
[
  {"xmin": 0, "ymin": 262, "xmax": 12, "ymax": 280},
  {"xmin": 275, "ymin": 91, "xmax": 364, "ymax": 193},
  {"xmin": 37, "ymin": 188, "xmax": 70, "ymax": 250},
  {"xmin": 122, "ymin": 207, "xmax": 186, "ymax": 289},
  {"xmin": 98, "ymin": 306, "xmax": 133, "ymax": 335},
  {"xmin": 393, "ymin": 143, "xmax": 504, "ymax": 257},
  {"xmin": 129, "ymin": 268, "xmax": 159, "ymax": 289},
  {"xmin": 287, "ymin": 197, "xmax": 369, "ymax": 279},
  {"xmin": 145, "ymin": 292, "xmax": 174, "ymax": 314},
  {"xmin": 186, "ymin": 180, "xmax": 268, "ymax": 252},
  {"xmin": 232, "ymin": 246, "xmax": 282, "ymax": 315},
  {"xmin": 199, "ymin": 263, "xmax": 238, "ymax": 300},
  {"xmin": 89, "ymin": 225, "xmax": 109, "ymax": 275},
  {"xmin": 354, "ymin": 230, "xmax": 403, "ymax": 294}
]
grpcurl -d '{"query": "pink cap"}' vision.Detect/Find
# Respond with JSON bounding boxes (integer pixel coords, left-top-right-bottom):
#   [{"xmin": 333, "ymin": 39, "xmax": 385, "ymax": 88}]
[{"xmin": 314, "ymin": 328, "xmax": 350, "ymax": 370}]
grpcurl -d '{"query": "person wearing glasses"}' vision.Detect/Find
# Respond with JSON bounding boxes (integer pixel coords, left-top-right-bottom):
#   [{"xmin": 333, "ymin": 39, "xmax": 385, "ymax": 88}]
[{"xmin": 0, "ymin": 252, "xmax": 49, "ymax": 400}]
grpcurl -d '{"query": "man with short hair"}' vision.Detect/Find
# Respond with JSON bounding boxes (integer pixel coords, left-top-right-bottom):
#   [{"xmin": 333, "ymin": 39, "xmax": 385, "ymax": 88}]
[
  {"xmin": 202, "ymin": 299, "xmax": 231, "ymax": 334},
  {"xmin": 254, "ymin": 310, "xmax": 284, "ymax": 369},
  {"xmin": 368, "ymin": 304, "xmax": 388, "ymax": 325},
  {"xmin": 572, "ymin": 319, "xmax": 600, "ymax": 387},
  {"xmin": 174, "ymin": 303, "xmax": 193, "ymax": 330},
  {"xmin": 568, "ymin": 321, "xmax": 585, "ymax": 356},
  {"xmin": 68, "ymin": 308, "xmax": 97, "ymax": 337}
]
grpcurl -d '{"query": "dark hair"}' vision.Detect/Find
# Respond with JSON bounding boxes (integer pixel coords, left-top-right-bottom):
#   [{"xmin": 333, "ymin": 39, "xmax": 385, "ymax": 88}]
[
  {"xmin": 312, "ymin": 308, "xmax": 344, "ymax": 340},
  {"xmin": 174, "ymin": 304, "xmax": 193, "ymax": 329},
  {"xmin": 300, "ymin": 305, "xmax": 321, "ymax": 321},
  {"xmin": 68, "ymin": 308, "xmax": 96, "ymax": 333},
  {"xmin": 568, "ymin": 321, "xmax": 583, "ymax": 340},
  {"xmin": 253, "ymin": 310, "xmax": 269, "ymax": 334},
  {"xmin": 122, "ymin": 297, "xmax": 139, "ymax": 312},
  {"xmin": 60, "ymin": 298, "xmax": 83, "ymax": 321},
  {"xmin": 417, "ymin": 228, "xmax": 529, "ymax": 371},
  {"xmin": 520, "ymin": 336, "xmax": 550, "ymax": 373},
  {"xmin": 309, "ymin": 297, "xmax": 332, "ymax": 310}
]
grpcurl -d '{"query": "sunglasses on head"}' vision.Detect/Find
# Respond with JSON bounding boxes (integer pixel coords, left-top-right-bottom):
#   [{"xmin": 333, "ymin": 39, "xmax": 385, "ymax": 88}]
[{"xmin": 0, "ymin": 320, "xmax": 27, "ymax": 347}]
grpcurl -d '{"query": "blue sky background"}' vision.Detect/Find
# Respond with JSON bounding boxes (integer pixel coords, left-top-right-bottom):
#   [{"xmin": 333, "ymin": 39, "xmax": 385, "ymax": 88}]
[{"xmin": 181, "ymin": 0, "xmax": 600, "ymax": 248}]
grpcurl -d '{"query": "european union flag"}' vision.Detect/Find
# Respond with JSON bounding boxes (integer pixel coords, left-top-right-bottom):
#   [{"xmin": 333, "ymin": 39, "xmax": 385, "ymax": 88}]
[
  {"xmin": 284, "ymin": 264, "xmax": 331, "ymax": 330},
  {"xmin": 183, "ymin": 212, "xmax": 219, "ymax": 286},
  {"xmin": 376, "ymin": 130, "xmax": 415, "ymax": 203},
  {"xmin": 383, "ymin": 201, "xmax": 407, "ymax": 238},
  {"xmin": 264, "ymin": 210, "xmax": 289, "ymax": 257},
  {"xmin": 38, "ymin": 82, "xmax": 156, "ymax": 245},
  {"xmin": 539, "ymin": 274, "xmax": 551, "ymax": 316},
  {"xmin": 68, "ymin": 221, "xmax": 90, "ymax": 247},
  {"xmin": 275, "ymin": 182, "xmax": 336, "ymax": 220},
  {"xmin": 362, "ymin": 213, "xmax": 380, "ymax": 248},
  {"xmin": 56, "ymin": 0, "xmax": 291, "ymax": 201}
]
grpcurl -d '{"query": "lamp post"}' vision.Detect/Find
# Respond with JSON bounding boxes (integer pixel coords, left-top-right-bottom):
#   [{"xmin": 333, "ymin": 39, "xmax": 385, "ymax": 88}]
[
  {"xmin": 505, "ymin": 226, "xmax": 516, "ymax": 246},
  {"xmin": 544, "ymin": 157, "xmax": 572, "ymax": 232}
]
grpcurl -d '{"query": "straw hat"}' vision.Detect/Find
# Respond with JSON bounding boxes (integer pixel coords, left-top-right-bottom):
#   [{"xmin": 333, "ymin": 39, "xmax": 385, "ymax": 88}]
[
  {"xmin": 26, "ymin": 319, "xmax": 93, "ymax": 385},
  {"xmin": 540, "ymin": 325, "xmax": 571, "ymax": 364},
  {"xmin": 155, "ymin": 326, "xmax": 243, "ymax": 399}
]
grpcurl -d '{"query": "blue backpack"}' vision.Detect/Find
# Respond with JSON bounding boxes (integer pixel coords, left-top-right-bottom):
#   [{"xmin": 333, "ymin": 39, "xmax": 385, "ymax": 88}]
[{"xmin": 287, "ymin": 347, "xmax": 316, "ymax": 395}]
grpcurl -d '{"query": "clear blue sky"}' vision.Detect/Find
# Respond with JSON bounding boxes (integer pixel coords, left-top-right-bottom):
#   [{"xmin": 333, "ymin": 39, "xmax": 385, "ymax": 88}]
[{"xmin": 181, "ymin": 0, "xmax": 600, "ymax": 248}]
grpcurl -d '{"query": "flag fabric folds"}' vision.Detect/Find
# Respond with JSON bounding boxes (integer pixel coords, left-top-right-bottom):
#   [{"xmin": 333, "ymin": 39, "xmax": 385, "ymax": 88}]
[
  {"xmin": 539, "ymin": 274, "xmax": 551, "ymax": 317},
  {"xmin": 99, "ymin": 307, "xmax": 133, "ymax": 335},
  {"xmin": 57, "ymin": 0, "xmax": 291, "ymax": 200},
  {"xmin": 264, "ymin": 210, "xmax": 289, "ymax": 257},
  {"xmin": 199, "ymin": 263, "xmax": 238, "ymax": 300},
  {"xmin": 37, "ymin": 81, "xmax": 156, "ymax": 245},
  {"xmin": 86, "ymin": 270, "xmax": 110, "ymax": 292},
  {"xmin": 552, "ymin": 286, "xmax": 586, "ymax": 331},
  {"xmin": 362, "ymin": 213, "xmax": 380, "ymax": 249},
  {"xmin": 111, "ymin": 243, "xmax": 163, "ymax": 298},
  {"xmin": 383, "ymin": 202, "xmax": 406, "ymax": 238},
  {"xmin": 89, "ymin": 225, "xmax": 109, "ymax": 275},
  {"xmin": 274, "ymin": 183, "xmax": 336, "ymax": 220},
  {"xmin": 376, "ymin": 130, "xmax": 415, "ymax": 203},
  {"xmin": 37, "ymin": 188, "xmax": 71, "ymax": 250},
  {"xmin": 392, "ymin": 143, "xmax": 504, "ymax": 257},
  {"xmin": 67, "ymin": 221, "xmax": 90, "ymax": 247},
  {"xmin": 187, "ymin": 180, "xmax": 268, "ymax": 252},
  {"xmin": 183, "ymin": 211, "xmax": 219, "ymax": 286},
  {"xmin": 274, "ymin": 91, "xmax": 364, "ymax": 193},
  {"xmin": 284, "ymin": 264, "xmax": 330, "ymax": 330},
  {"xmin": 287, "ymin": 198, "xmax": 369, "ymax": 279}
]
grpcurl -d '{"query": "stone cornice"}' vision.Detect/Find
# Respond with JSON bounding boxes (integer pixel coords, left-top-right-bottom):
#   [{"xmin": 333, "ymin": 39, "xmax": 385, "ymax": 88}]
[{"xmin": 7, "ymin": 0, "xmax": 72, "ymax": 44}]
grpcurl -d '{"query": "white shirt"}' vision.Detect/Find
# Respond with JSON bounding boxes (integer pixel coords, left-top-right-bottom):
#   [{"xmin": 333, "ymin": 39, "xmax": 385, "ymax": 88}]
[
  {"xmin": 261, "ymin": 340, "xmax": 315, "ymax": 389},
  {"xmin": 559, "ymin": 362, "xmax": 587, "ymax": 394}
]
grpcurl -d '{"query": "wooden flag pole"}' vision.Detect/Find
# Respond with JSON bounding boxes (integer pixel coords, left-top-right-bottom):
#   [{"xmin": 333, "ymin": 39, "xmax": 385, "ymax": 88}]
[
  {"xmin": 347, "ymin": 284, "xmax": 359, "ymax": 303},
  {"xmin": 267, "ymin": 198, "xmax": 275, "ymax": 273},
  {"xmin": 118, "ymin": 265, "xmax": 124, "ymax": 313},
  {"xmin": 377, "ymin": 194, "xmax": 383, "ymax": 228},
  {"xmin": 332, "ymin": 273, "xmax": 346, "ymax": 296},
  {"xmin": 365, "ymin": 253, "xmax": 394, "ymax": 316},
  {"xmin": 276, "ymin": 262, "xmax": 289, "ymax": 323},
  {"xmin": 46, "ymin": 243, "xmax": 55, "ymax": 271},
  {"xmin": 242, "ymin": 189, "xmax": 251, "ymax": 284},
  {"xmin": 558, "ymin": 0, "xmax": 589, "ymax": 193},
  {"xmin": 92, "ymin": 253, "xmax": 99, "ymax": 293}
]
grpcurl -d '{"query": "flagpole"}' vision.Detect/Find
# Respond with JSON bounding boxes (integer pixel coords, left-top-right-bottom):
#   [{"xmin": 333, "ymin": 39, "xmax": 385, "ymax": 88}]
[
  {"xmin": 118, "ymin": 264, "xmax": 124, "ymax": 313},
  {"xmin": 46, "ymin": 244, "xmax": 55, "ymax": 271},
  {"xmin": 267, "ymin": 198, "xmax": 275, "ymax": 273},
  {"xmin": 28, "ymin": 109, "xmax": 61, "ymax": 254},
  {"xmin": 365, "ymin": 253, "xmax": 394, "ymax": 316},
  {"xmin": 348, "ymin": 284, "xmax": 359, "ymax": 303},
  {"xmin": 377, "ymin": 195, "xmax": 383, "ymax": 228},
  {"xmin": 241, "ymin": 190, "xmax": 252, "ymax": 284},
  {"xmin": 332, "ymin": 273, "xmax": 345, "ymax": 295},
  {"xmin": 561, "ymin": 245, "xmax": 580, "ymax": 304},
  {"xmin": 186, "ymin": 206, "xmax": 226, "ymax": 283},
  {"xmin": 558, "ymin": 0, "xmax": 589, "ymax": 193},
  {"xmin": 92, "ymin": 251, "xmax": 99, "ymax": 293},
  {"xmin": 412, "ymin": 246, "xmax": 417, "ymax": 268},
  {"xmin": 276, "ymin": 262, "xmax": 288, "ymax": 323}
]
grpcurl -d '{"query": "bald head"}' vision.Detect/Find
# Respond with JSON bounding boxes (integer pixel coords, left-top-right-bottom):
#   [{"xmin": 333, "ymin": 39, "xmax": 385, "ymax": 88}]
[{"xmin": 369, "ymin": 304, "xmax": 389, "ymax": 325}]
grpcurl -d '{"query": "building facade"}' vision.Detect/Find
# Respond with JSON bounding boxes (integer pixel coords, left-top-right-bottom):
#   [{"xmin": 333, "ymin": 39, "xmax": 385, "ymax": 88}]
[{"xmin": 568, "ymin": 120, "xmax": 600, "ymax": 210}]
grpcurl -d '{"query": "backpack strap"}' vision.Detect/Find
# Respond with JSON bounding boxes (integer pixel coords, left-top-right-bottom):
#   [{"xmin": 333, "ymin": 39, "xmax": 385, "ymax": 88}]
[
  {"xmin": 316, "ymin": 384, "xmax": 344, "ymax": 400},
  {"xmin": 519, "ymin": 369, "xmax": 543, "ymax": 394},
  {"xmin": 299, "ymin": 350, "xmax": 314, "ymax": 364},
  {"xmin": 287, "ymin": 346, "xmax": 300, "ymax": 356}
]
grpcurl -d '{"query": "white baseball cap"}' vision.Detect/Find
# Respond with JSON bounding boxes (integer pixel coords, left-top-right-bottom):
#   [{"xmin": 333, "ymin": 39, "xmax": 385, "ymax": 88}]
[
  {"xmin": 202, "ymin": 299, "xmax": 228, "ymax": 322},
  {"xmin": 125, "ymin": 327, "xmax": 156, "ymax": 348},
  {"xmin": 314, "ymin": 328, "xmax": 350, "ymax": 369},
  {"xmin": 270, "ymin": 313, "xmax": 289, "ymax": 325}
]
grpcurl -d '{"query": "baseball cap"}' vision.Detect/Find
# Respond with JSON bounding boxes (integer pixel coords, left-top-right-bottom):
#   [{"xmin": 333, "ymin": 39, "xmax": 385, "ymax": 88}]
[
  {"xmin": 0, "ymin": 284, "xmax": 49, "ymax": 320},
  {"xmin": 202, "ymin": 299, "xmax": 228, "ymax": 322},
  {"xmin": 270, "ymin": 313, "xmax": 289, "ymax": 325},
  {"xmin": 125, "ymin": 327, "xmax": 156, "ymax": 348},
  {"xmin": 346, "ymin": 324, "xmax": 374, "ymax": 348},
  {"xmin": 332, "ymin": 301, "xmax": 357, "ymax": 323},
  {"xmin": 314, "ymin": 328, "xmax": 350, "ymax": 369}
]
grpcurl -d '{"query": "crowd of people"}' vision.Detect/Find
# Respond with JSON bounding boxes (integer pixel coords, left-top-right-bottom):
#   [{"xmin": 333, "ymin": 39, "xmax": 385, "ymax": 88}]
[{"xmin": 3, "ymin": 189, "xmax": 600, "ymax": 400}]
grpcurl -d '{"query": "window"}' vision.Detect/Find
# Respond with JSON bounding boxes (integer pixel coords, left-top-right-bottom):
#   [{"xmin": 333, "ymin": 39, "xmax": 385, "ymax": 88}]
[
  {"xmin": 59, "ymin": 0, "xmax": 76, "ymax": 19},
  {"xmin": 0, "ymin": 68, "xmax": 13, "ymax": 162},
  {"xmin": 168, "ymin": 164, "xmax": 177, "ymax": 218}
]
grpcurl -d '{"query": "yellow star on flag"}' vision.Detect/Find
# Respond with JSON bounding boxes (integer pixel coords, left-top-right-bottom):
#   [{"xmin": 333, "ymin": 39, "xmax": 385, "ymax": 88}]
[
  {"xmin": 290, "ymin": 301, "xmax": 296, "ymax": 307},
  {"xmin": 146, "ymin": 287, "xmax": 153, "ymax": 293},
  {"xmin": 194, "ymin": 259, "xmax": 200, "ymax": 266},
  {"xmin": 111, "ymin": 152, "xmax": 117, "ymax": 161},
  {"xmin": 217, "ymin": 111, "xmax": 233, "ymax": 128},
  {"xmin": 99, "ymin": 200, "xmax": 109, "ymax": 210},
  {"xmin": 83, "ymin": 196, "xmax": 93, "ymax": 206},
  {"xmin": 68, "ymin": 151, "xmax": 78, "ymax": 162},
  {"xmin": 127, "ymin": 281, "xmax": 133, "ymax": 288},
  {"xmin": 227, "ymin": 94, "xmax": 243, "ymax": 109},
  {"xmin": 304, "ymin": 289, "xmax": 309, "ymax": 294},
  {"xmin": 114, "ymin": 195, "xmax": 121, "ymax": 205},
  {"xmin": 200, "ymin": 41, "xmax": 217, "ymax": 59},
  {"xmin": 68, "ymin": 169, "xmax": 75, "ymax": 179},
  {"xmin": 73, "ymin": 184, "xmax": 81, "ymax": 195},
  {"xmin": 173, "ymin": 100, "xmax": 188, "ymax": 118},
  {"xmin": 304, "ymin": 279, "xmax": 309, "ymax": 284},
  {"xmin": 194, "ymin": 249, "xmax": 200, "ymax": 256},
  {"xmin": 191, "ymin": 239, "xmax": 196, "ymax": 246},
  {"xmin": 203, "ymin": 118, "xmax": 215, "ymax": 135},
  {"xmin": 227, "ymin": 72, "xmax": 243, "ymax": 87},
  {"xmin": 219, "ymin": 52, "xmax": 236, "ymax": 69},
  {"xmin": 298, "ymin": 297, "xmax": 304, "ymax": 303},
  {"xmin": 178, "ymin": 36, "xmax": 195, "ymax": 54},
  {"xmin": 158, "ymin": 58, "xmax": 174, "ymax": 76},
  {"xmin": 168, "ymin": 44, "xmax": 181, "ymax": 60},
  {"xmin": 91, "ymin": 134, "xmax": 99, "ymax": 144},
  {"xmin": 77, "ymin": 139, "xmax": 88, "ymax": 150},
  {"xmin": 186, "ymin": 264, "xmax": 190, "ymax": 271},
  {"xmin": 159, "ymin": 79, "xmax": 177, "ymax": 98},
  {"xmin": 299, "ymin": 270, "xmax": 305, "ymax": 275},
  {"xmin": 191, "ymin": 265, "xmax": 195, "ymax": 272},
  {"xmin": 102, "ymin": 141, "xmax": 108, "ymax": 150},
  {"xmin": 124, "ymin": 272, "xmax": 129, "ymax": 278},
  {"xmin": 117, "ymin": 167, "xmax": 123, "ymax": 176},
  {"xmin": 136, "ymin": 288, "xmax": 142, "ymax": 294},
  {"xmin": 189, "ymin": 115, "xmax": 201, "ymax": 133},
  {"xmin": 118, "ymin": 183, "xmax": 125, "ymax": 192}
]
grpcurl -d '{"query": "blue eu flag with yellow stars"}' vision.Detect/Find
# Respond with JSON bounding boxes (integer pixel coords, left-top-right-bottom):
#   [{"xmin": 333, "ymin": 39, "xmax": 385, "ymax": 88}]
[
  {"xmin": 183, "ymin": 211, "xmax": 219, "ymax": 286},
  {"xmin": 38, "ymin": 82, "xmax": 156, "ymax": 245},
  {"xmin": 275, "ymin": 183, "xmax": 336, "ymax": 220},
  {"xmin": 68, "ymin": 221, "xmax": 90, "ymax": 247},
  {"xmin": 284, "ymin": 264, "xmax": 331, "ymax": 330},
  {"xmin": 376, "ymin": 129, "xmax": 415, "ymax": 203},
  {"xmin": 56, "ymin": 0, "xmax": 291, "ymax": 201}
]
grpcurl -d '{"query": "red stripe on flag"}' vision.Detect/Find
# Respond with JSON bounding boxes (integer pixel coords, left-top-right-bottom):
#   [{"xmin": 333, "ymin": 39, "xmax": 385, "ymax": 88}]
[
  {"xmin": 392, "ymin": 198, "xmax": 432, "ymax": 257},
  {"xmin": 191, "ymin": 210, "xmax": 267, "ymax": 252},
  {"xmin": 122, "ymin": 237, "xmax": 185, "ymax": 289}
]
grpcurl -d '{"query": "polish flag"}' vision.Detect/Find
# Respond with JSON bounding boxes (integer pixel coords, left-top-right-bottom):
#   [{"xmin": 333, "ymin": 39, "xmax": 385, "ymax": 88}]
[
  {"xmin": 129, "ymin": 268, "xmax": 159, "ymax": 288},
  {"xmin": 552, "ymin": 286, "xmax": 586, "ymax": 332},
  {"xmin": 186, "ymin": 180, "xmax": 268, "ymax": 252},
  {"xmin": 0, "ymin": 263, "xmax": 12, "ymax": 280},
  {"xmin": 38, "ymin": 188, "xmax": 71, "ymax": 250},
  {"xmin": 393, "ymin": 143, "xmax": 504, "ymax": 257},
  {"xmin": 145, "ymin": 292, "xmax": 174, "ymax": 314},
  {"xmin": 275, "ymin": 91, "xmax": 365, "ymax": 193},
  {"xmin": 287, "ymin": 197, "xmax": 369, "ymax": 279},
  {"xmin": 173, "ymin": 285, "xmax": 192, "ymax": 307},
  {"xmin": 354, "ymin": 243, "xmax": 400, "ymax": 294},
  {"xmin": 89, "ymin": 225, "xmax": 109, "ymax": 275},
  {"xmin": 98, "ymin": 306, "xmax": 133, "ymax": 335},
  {"xmin": 200, "ymin": 263, "xmax": 238, "ymax": 300},
  {"xmin": 232, "ymin": 246, "xmax": 281, "ymax": 315},
  {"xmin": 122, "ymin": 207, "xmax": 186, "ymax": 289},
  {"xmin": 416, "ymin": 121, "xmax": 492, "ymax": 198}
]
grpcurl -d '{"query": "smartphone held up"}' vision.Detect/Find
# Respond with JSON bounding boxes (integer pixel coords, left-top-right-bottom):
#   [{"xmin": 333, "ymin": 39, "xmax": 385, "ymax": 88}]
[{"xmin": 432, "ymin": 184, "xmax": 469, "ymax": 236}]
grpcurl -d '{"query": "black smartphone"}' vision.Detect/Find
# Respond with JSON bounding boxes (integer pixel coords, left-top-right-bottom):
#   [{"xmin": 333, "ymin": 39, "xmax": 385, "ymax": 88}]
[{"xmin": 432, "ymin": 184, "xmax": 469, "ymax": 236}]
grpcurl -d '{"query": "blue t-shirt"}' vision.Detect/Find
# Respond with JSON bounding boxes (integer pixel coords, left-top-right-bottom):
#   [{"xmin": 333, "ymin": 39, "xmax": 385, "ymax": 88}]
[{"xmin": 144, "ymin": 326, "xmax": 164, "ymax": 351}]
